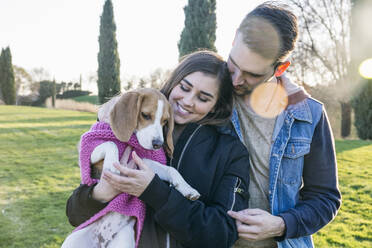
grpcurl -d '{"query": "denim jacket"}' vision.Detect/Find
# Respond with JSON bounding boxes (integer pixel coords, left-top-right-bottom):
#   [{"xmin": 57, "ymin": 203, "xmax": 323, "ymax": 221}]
[{"xmin": 231, "ymin": 97, "xmax": 341, "ymax": 248}]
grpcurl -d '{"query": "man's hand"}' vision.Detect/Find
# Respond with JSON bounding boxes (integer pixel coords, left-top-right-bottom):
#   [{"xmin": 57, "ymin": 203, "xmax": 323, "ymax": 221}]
[{"xmin": 228, "ymin": 208, "xmax": 286, "ymax": 241}]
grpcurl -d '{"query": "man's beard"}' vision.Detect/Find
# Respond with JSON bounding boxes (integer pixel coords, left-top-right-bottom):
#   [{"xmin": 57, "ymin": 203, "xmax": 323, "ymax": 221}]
[
  {"xmin": 233, "ymin": 75, "xmax": 275, "ymax": 96},
  {"xmin": 233, "ymin": 85, "xmax": 254, "ymax": 96}
]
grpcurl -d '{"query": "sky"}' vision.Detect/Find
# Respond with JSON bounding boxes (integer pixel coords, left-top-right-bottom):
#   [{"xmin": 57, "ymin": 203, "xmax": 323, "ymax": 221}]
[{"xmin": 0, "ymin": 0, "xmax": 264, "ymax": 92}]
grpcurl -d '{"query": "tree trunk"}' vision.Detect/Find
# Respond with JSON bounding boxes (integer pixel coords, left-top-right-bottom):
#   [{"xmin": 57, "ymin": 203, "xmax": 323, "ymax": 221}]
[{"xmin": 340, "ymin": 101, "xmax": 352, "ymax": 138}]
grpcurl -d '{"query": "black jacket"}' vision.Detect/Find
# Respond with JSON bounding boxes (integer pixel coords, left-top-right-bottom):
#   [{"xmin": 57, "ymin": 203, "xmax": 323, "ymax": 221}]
[{"xmin": 66, "ymin": 123, "xmax": 250, "ymax": 248}]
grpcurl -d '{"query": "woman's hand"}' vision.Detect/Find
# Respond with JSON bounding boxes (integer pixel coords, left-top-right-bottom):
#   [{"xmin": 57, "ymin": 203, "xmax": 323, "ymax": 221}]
[{"xmin": 103, "ymin": 151, "xmax": 155, "ymax": 197}]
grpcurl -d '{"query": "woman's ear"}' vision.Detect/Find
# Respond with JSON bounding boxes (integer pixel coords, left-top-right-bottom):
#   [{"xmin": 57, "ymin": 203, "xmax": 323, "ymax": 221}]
[
  {"xmin": 110, "ymin": 92, "xmax": 142, "ymax": 142},
  {"xmin": 164, "ymin": 103, "xmax": 174, "ymax": 157}
]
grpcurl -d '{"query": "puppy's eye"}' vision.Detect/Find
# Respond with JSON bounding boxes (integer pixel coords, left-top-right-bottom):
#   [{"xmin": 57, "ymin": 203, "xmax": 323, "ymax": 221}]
[{"xmin": 141, "ymin": 112, "xmax": 151, "ymax": 120}]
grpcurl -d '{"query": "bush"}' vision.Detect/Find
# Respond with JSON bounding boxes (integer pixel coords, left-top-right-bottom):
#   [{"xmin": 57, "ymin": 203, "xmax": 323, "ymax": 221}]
[
  {"xmin": 16, "ymin": 94, "xmax": 38, "ymax": 106},
  {"xmin": 32, "ymin": 80, "xmax": 54, "ymax": 106},
  {"xmin": 57, "ymin": 90, "xmax": 91, "ymax": 99},
  {"xmin": 352, "ymin": 79, "xmax": 372, "ymax": 140},
  {"xmin": 73, "ymin": 95, "xmax": 99, "ymax": 105}
]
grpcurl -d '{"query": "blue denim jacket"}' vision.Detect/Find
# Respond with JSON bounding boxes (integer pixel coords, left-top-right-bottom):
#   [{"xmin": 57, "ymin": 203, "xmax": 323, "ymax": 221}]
[{"xmin": 231, "ymin": 97, "xmax": 341, "ymax": 248}]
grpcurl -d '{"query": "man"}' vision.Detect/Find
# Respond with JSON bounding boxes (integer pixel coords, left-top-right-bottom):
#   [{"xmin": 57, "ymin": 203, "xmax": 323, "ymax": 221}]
[{"xmin": 226, "ymin": 2, "xmax": 341, "ymax": 248}]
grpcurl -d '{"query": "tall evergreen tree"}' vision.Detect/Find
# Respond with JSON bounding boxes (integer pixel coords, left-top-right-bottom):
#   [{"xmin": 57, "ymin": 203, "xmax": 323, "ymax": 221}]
[
  {"xmin": 0, "ymin": 47, "xmax": 16, "ymax": 105},
  {"xmin": 178, "ymin": 0, "xmax": 217, "ymax": 58},
  {"xmin": 97, "ymin": 0, "xmax": 121, "ymax": 104}
]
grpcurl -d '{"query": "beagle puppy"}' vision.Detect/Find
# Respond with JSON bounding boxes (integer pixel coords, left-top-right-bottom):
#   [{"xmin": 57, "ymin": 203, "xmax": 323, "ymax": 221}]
[
  {"xmin": 92, "ymin": 88, "xmax": 200, "ymax": 199},
  {"xmin": 62, "ymin": 88, "xmax": 200, "ymax": 248}
]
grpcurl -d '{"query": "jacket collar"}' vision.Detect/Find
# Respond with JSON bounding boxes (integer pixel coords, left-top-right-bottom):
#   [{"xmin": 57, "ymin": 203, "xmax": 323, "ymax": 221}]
[{"xmin": 286, "ymin": 97, "xmax": 312, "ymax": 124}]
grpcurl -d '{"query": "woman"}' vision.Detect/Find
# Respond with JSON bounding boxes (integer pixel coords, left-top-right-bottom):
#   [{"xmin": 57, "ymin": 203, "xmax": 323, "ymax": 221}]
[{"xmin": 66, "ymin": 50, "xmax": 250, "ymax": 248}]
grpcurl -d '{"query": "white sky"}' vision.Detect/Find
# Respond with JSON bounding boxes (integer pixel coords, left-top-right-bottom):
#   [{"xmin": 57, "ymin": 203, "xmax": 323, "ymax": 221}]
[{"xmin": 0, "ymin": 0, "xmax": 264, "ymax": 92}]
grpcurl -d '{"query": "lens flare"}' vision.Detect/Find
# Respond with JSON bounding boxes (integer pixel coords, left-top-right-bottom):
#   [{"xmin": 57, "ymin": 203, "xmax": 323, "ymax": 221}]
[
  {"xmin": 359, "ymin": 58, "xmax": 372, "ymax": 79},
  {"xmin": 250, "ymin": 82, "xmax": 288, "ymax": 118}
]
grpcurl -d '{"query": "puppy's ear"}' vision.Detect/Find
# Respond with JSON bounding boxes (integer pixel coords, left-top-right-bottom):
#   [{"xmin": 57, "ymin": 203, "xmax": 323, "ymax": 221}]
[
  {"xmin": 110, "ymin": 92, "xmax": 141, "ymax": 142},
  {"xmin": 164, "ymin": 103, "xmax": 174, "ymax": 157}
]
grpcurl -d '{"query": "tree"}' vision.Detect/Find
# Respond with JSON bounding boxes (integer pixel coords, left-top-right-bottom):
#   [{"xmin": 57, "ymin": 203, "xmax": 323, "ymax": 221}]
[
  {"xmin": 352, "ymin": 79, "xmax": 372, "ymax": 140},
  {"xmin": 148, "ymin": 68, "xmax": 172, "ymax": 89},
  {"xmin": 51, "ymin": 79, "xmax": 56, "ymax": 108},
  {"xmin": 30, "ymin": 67, "xmax": 51, "ymax": 82},
  {"xmin": 0, "ymin": 47, "xmax": 16, "ymax": 105},
  {"xmin": 34, "ymin": 80, "xmax": 55, "ymax": 106},
  {"xmin": 288, "ymin": 0, "xmax": 352, "ymax": 137},
  {"xmin": 178, "ymin": 0, "xmax": 217, "ymax": 58},
  {"xmin": 97, "ymin": 0, "xmax": 121, "ymax": 104},
  {"xmin": 13, "ymin": 66, "xmax": 38, "ymax": 96}
]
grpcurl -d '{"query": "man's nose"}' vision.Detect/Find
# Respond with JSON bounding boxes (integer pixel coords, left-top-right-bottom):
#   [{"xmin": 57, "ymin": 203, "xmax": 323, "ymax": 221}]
[{"xmin": 232, "ymin": 70, "xmax": 244, "ymax": 86}]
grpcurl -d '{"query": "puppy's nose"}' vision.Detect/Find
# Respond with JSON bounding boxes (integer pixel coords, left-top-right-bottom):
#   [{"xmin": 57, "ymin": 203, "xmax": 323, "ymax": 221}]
[{"xmin": 152, "ymin": 139, "xmax": 163, "ymax": 150}]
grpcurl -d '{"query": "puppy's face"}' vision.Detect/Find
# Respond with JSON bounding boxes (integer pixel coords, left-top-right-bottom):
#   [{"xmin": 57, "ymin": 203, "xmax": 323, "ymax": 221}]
[
  {"xmin": 136, "ymin": 94, "xmax": 170, "ymax": 150},
  {"xmin": 110, "ymin": 88, "xmax": 174, "ymax": 155}
]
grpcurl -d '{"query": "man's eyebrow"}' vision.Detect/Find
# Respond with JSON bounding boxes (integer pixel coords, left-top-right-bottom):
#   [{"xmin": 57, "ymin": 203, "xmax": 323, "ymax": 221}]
[
  {"xmin": 182, "ymin": 78, "xmax": 214, "ymax": 98},
  {"xmin": 229, "ymin": 55, "xmax": 266, "ymax": 77}
]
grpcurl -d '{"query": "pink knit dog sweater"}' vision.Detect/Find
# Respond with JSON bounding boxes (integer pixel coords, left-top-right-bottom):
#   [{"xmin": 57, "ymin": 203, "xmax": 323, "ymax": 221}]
[{"xmin": 75, "ymin": 121, "xmax": 167, "ymax": 247}]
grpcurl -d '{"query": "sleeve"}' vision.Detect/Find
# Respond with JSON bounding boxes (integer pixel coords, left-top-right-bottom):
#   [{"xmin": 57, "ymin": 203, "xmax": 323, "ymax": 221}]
[
  {"xmin": 66, "ymin": 184, "xmax": 108, "ymax": 227},
  {"xmin": 139, "ymin": 142, "xmax": 250, "ymax": 248},
  {"xmin": 277, "ymin": 108, "xmax": 341, "ymax": 239}
]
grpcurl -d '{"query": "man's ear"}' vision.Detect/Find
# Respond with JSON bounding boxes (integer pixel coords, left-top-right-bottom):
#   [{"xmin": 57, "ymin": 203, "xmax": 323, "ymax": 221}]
[{"xmin": 275, "ymin": 61, "xmax": 291, "ymax": 77}]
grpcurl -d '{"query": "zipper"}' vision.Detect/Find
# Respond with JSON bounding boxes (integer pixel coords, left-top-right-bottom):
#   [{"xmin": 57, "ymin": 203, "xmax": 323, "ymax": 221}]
[
  {"xmin": 230, "ymin": 178, "xmax": 242, "ymax": 211},
  {"xmin": 166, "ymin": 232, "xmax": 170, "ymax": 248},
  {"xmin": 166, "ymin": 124, "xmax": 202, "ymax": 248},
  {"xmin": 176, "ymin": 124, "xmax": 202, "ymax": 171}
]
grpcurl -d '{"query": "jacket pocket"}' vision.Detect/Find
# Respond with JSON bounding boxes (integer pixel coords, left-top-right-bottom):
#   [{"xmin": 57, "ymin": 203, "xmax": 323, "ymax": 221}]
[
  {"xmin": 280, "ymin": 140, "xmax": 310, "ymax": 186},
  {"xmin": 283, "ymin": 140, "xmax": 311, "ymax": 159}
]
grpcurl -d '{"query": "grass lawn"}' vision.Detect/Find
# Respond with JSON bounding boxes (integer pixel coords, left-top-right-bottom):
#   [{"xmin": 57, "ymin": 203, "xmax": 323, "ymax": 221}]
[{"xmin": 0, "ymin": 105, "xmax": 371, "ymax": 247}]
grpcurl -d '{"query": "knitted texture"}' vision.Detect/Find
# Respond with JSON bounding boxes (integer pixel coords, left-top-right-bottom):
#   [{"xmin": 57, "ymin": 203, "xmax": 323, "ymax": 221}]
[{"xmin": 75, "ymin": 121, "xmax": 167, "ymax": 247}]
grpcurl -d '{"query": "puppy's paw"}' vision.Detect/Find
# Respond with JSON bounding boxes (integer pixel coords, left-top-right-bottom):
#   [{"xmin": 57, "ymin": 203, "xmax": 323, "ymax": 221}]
[
  {"xmin": 186, "ymin": 188, "xmax": 201, "ymax": 201},
  {"xmin": 176, "ymin": 185, "xmax": 201, "ymax": 201},
  {"xmin": 108, "ymin": 165, "xmax": 120, "ymax": 175},
  {"xmin": 104, "ymin": 159, "xmax": 121, "ymax": 175}
]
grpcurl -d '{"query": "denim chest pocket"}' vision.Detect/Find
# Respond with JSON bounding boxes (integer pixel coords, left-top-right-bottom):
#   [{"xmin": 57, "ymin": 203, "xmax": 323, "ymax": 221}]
[
  {"xmin": 283, "ymin": 140, "xmax": 311, "ymax": 159},
  {"xmin": 280, "ymin": 139, "xmax": 311, "ymax": 185}
]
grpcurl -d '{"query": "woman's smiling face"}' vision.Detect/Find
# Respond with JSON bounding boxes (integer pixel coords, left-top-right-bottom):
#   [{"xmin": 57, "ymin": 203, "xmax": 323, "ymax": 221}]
[{"xmin": 168, "ymin": 71, "xmax": 219, "ymax": 125}]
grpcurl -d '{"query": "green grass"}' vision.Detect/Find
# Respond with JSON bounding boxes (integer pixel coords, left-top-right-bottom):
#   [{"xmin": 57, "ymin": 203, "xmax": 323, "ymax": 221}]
[
  {"xmin": 0, "ymin": 105, "xmax": 371, "ymax": 247},
  {"xmin": 312, "ymin": 139, "xmax": 372, "ymax": 247},
  {"xmin": 72, "ymin": 95, "xmax": 99, "ymax": 105},
  {"xmin": 0, "ymin": 106, "xmax": 96, "ymax": 248}
]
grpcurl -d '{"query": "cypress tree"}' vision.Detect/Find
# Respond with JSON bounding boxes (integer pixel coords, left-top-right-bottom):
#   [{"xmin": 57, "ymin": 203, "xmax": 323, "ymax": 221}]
[
  {"xmin": 97, "ymin": 0, "xmax": 121, "ymax": 104},
  {"xmin": 178, "ymin": 0, "xmax": 217, "ymax": 58},
  {"xmin": 352, "ymin": 79, "xmax": 372, "ymax": 140},
  {"xmin": 0, "ymin": 47, "xmax": 16, "ymax": 105}
]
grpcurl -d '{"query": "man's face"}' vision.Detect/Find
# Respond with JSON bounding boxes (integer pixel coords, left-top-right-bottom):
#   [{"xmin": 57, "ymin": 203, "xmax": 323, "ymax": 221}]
[{"xmin": 227, "ymin": 32, "xmax": 277, "ymax": 96}]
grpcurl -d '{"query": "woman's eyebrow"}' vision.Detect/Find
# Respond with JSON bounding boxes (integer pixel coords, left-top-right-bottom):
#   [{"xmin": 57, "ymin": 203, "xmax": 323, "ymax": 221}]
[
  {"xmin": 182, "ymin": 78, "xmax": 193, "ymax": 87},
  {"xmin": 182, "ymin": 78, "xmax": 214, "ymax": 98}
]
